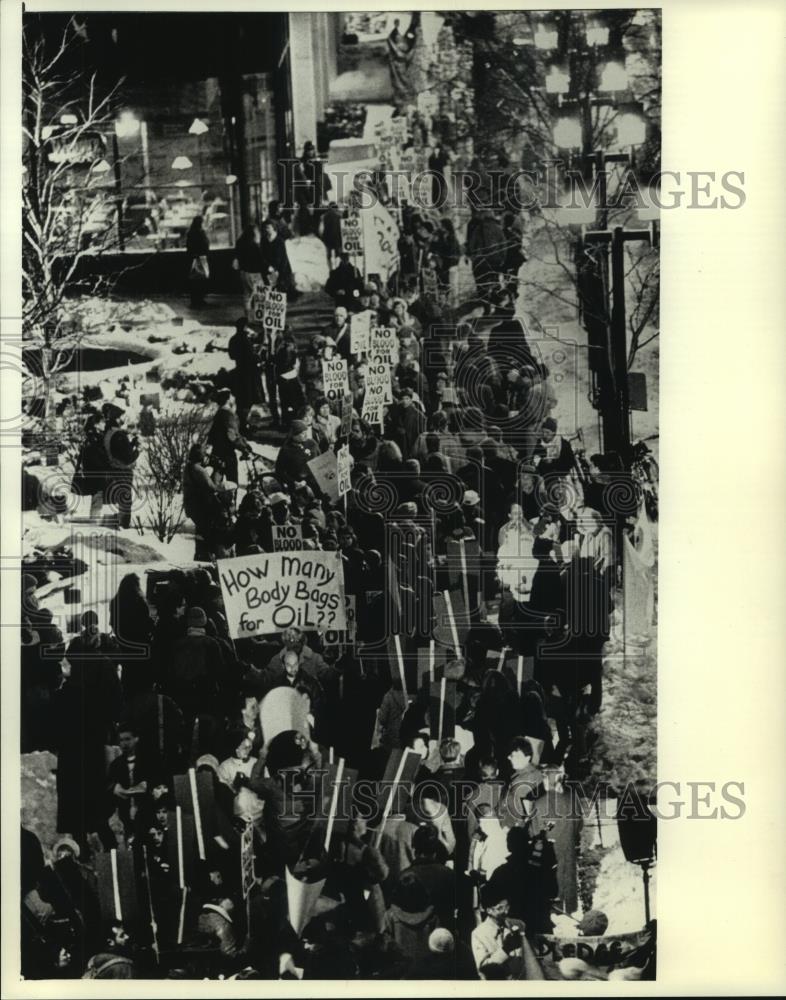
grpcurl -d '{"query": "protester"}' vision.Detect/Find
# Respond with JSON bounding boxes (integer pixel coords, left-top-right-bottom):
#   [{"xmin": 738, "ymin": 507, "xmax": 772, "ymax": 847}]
[{"xmin": 186, "ymin": 215, "xmax": 210, "ymax": 307}]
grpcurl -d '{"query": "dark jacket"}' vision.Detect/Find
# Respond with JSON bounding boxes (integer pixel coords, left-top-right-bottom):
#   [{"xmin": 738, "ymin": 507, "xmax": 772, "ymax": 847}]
[{"xmin": 260, "ymin": 235, "xmax": 294, "ymax": 292}]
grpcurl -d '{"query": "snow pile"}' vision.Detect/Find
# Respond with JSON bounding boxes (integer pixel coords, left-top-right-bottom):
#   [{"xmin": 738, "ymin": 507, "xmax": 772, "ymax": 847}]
[{"xmin": 66, "ymin": 296, "xmax": 179, "ymax": 331}]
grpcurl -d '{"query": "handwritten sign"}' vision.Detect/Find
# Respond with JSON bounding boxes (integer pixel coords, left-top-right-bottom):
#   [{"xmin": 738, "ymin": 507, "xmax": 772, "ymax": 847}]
[
  {"xmin": 323, "ymin": 594, "xmax": 357, "ymax": 646},
  {"xmin": 360, "ymin": 204, "xmax": 400, "ymax": 281},
  {"xmin": 337, "ymin": 444, "xmax": 352, "ymax": 498},
  {"xmin": 422, "ymin": 266, "xmax": 439, "ymax": 299},
  {"xmin": 248, "ymin": 279, "xmax": 267, "ymax": 324},
  {"xmin": 307, "ymin": 449, "xmax": 339, "ymax": 501},
  {"xmin": 361, "ymin": 398, "xmax": 385, "ymax": 428},
  {"xmin": 342, "ymin": 215, "xmax": 364, "ymax": 270},
  {"xmin": 340, "ymin": 393, "xmax": 354, "ymax": 438},
  {"xmin": 350, "ymin": 310, "xmax": 371, "ymax": 357},
  {"xmin": 217, "ymin": 552, "xmax": 347, "ymax": 638},
  {"xmin": 263, "ymin": 288, "xmax": 287, "ymax": 334},
  {"xmin": 322, "ymin": 357, "xmax": 349, "ymax": 402},
  {"xmin": 273, "ymin": 523, "xmax": 303, "ymax": 552},
  {"xmin": 370, "ymin": 327, "xmax": 396, "ymax": 366},
  {"xmin": 365, "ymin": 361, "xmax": 393, "ymax": 405}
]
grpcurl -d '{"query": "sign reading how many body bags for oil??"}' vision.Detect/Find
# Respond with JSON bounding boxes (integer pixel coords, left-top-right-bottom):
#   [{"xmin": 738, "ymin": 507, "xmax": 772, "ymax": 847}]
[{"xmin": 217, "ymin": 551, "xmax": 348, "ymax": 637}]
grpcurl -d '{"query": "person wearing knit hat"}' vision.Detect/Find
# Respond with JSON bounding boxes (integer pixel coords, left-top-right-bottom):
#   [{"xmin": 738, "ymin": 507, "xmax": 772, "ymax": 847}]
[
  {"xmin": 53, "ymin": 836, "xmax": 81, "ymax": 861},
  {"xmin": 275, "ymin": 419, "xmax": 318, "ymax": 488},
  {"xmin": 578, "ymin": 909, "xmax": 609, "ymax": 936},
  {"xmin": 187, "ymin": 606, "xmax": 208, "ymax": 628},
  {"xmin": 462, "ymin": 489, "xmax": 480, "ymax": 507}
]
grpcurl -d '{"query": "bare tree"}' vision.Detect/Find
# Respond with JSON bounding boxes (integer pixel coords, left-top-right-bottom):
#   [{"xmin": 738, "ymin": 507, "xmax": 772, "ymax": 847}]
[{"xmin": 22, "ymin": 15, "xmax": 127, "ymax": 419}]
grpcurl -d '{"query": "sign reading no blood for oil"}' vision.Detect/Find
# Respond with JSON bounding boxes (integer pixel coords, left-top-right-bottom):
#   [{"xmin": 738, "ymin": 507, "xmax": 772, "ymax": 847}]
[
  {"xmin": 342, "ymin": 215, "xmax": 364, "ymax": 270},
  {"xmin": 365, "ymin": 361, "xmax": 393, "ymax": 405},
  {"xmin": 217, "ymin": 551, "xmax": 348, "ymax": 638},
  {"xmin": 263, "ymin": 288, "xmax": 287, "ymax": 334},
  {"xmin": 248, "ymin": 279, "xmax": 267, "ymax": 325},
  {"xmin": 370, "ymin": 326, "xmax": 396, "ymax": 366},
  {"xmin": 322, "ymin": 357, "xmax": 349, "ymax": 402}
]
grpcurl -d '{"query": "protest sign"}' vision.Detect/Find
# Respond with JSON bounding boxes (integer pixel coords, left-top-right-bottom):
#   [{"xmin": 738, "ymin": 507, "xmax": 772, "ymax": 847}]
[
  {"xmin": 273, "ymin": 523, "xmax": 303, "ymax": 551},
  {"xmin": 307, "ymin": 449, "xmax": 340, "ymax": 501},
  {"xmin": 339, "ymin": 393, "xmax": 354, "ymax": 438},
  {"xmin": 217, "ymin": 551, "xmax": 347, "ymax": 637},
  {"xmin": 532, "ymin": 929, "xmax": 654, "ymax": 981},
  {"xmin": 248, "ymin": 279, "xmax": 266, "ymax": 323},
  {"xmin": 337, "ymin": 443, "xmax": 352, "ymax": 497},
  {"xmin": 360, "ymin": 203, "xmax": 400, "ymax": 281},
  {"xmin": 260, "ymin": 686, "xmax": 310, "ymax": 743},
  {"xmin": 240, "ymin": 823, "xmax": 255, "ymax": 899},
  {"xmin": 263, "ymin": 288, "xmax": 287, "ymax": 334},
  {"xmin": 342, "ymin": 214, "xmax": 364, "ymax": 270},
  {"xmin": 323, "ymin": 594, "xmax": 357, "ymax": 646},
  {"xmin": 422, "ymin": 266, "xmax": 439, "ymax": 299},
  {"xmin": 361, "ymin": 398, "xmax": 385, "ymax": 428},
  {"xmin": 363, "ymin": 361, "xmax": 393, "ymax": 409},
  {"xmin": 370, "ymin": 328, "xmax": 397, "ymax": 366},
  {"xmin": 350, "ymin": 310, "xmax": 372, "ymax": 356},
  {"xmin": 322, "ymin": 357, "xmax": 349, "ymax": 402}
]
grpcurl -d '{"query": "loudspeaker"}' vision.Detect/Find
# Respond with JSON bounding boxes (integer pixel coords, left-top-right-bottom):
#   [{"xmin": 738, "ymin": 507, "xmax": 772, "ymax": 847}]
[{"xmin": 616, "ymin": 785, "xmax": 657, "ymax": 864}]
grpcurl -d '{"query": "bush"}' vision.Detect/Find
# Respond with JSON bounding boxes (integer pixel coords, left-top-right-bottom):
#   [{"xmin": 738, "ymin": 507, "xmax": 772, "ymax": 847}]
[{"xmin": 135, "ymin": 405, "xmax": 213, "ymax": 543}]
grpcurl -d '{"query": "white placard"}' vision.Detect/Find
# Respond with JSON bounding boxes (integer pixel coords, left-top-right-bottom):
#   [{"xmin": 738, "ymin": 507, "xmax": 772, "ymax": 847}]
[
  {"xmin": 322, "ymin": 357, "xmax": 349, "ymax": 402},
  {"xmin": 217, "ymin": 551, "xmax": 347, "ymax": 638}
]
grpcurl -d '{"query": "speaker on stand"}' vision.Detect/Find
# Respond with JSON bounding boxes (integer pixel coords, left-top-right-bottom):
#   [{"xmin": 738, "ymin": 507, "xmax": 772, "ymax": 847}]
[{"xmin": 616, "ymin": 784, "xmax": 657, "ymax": 924}]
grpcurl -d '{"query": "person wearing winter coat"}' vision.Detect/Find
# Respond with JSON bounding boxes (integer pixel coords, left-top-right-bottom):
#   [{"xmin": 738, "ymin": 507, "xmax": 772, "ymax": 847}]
[
  {"xmin": 274, "ymin": 420, "xmax": 318, "ymax": 488},
  {"xmin": 207, "ymin": 389, "xmax": 250, "ymax": 487},
  {"xmin": 186, "ymin": 215, "xmax": 210, "ymax": 306},
  {"xmin": 227, "ymin": 318, "xmax": 264, "ymax": 433},
  {"xmin": 233, "ymin": 225, "xmax": 264, "ymax": 301},
  {"xmin": 383, "ymin": 870, "xmax": 438, "ymax": 965},
  {"xmin": 100, "ymin": 402, "xmax": 140, "ymax": 529},
  {"xmin": 260, "ymin": 220, "xmax": 294, "ymax": 293},
  {"xmin": 164, "ymin": 606, "xmax": 225, "ymax": 724}
]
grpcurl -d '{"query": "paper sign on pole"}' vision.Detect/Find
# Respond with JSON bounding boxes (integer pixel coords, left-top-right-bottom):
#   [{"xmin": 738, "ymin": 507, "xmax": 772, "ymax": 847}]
[
  {"xmin": 323, "ymin": 594, "xmax": 356, "ymax": 646},
  {"xmin": 339, "ymin": 393, "xmax": 354, "ymax": 438},
  {"xmin": 240, "ymin": 823, "xmax": 255, "ymax": 899},
  {"xmin": 263, "ymin": 288, "xmax": 287, "ymax": 334},
  {"xmin": 370, "ymin": 327, "xmax": 397, "ymax": 366},
  {"xmin": 217, "ymin": 551, "xmax": 347, "ymax": 638},
  {"xmin": 273, "ymin": 523, "xmax": 304, "ymax": 551},
  {"xmin": 360, "ymin": 203, "xmax": 400, "ymax": 282},
  {"xmin": 307, "ymin": 449, "xmax": 340, "ymax": 501},
  {"xmin": 361, "ymin": 398, "xmax": 385, "ymax": 428},
  {"xmin": 342, "ymin": 214, "xmax": 364, "ymax": 270},
  {"xmin": 286, "ymin": 867, "xmax": 327, "ymax": 937},
  {"xmin": 322, "ymin": 357, "xmax": 349, "ymax": 402},
  {"xmin": 337, "ymin": 444, "xmax": 352, "ymax": 497},
  {"xmin": 248, "ymin": 279, "xmax": 267, "ymax": 323},
  {"xmin": 365, "ymin": 360, "xmax": 393, "ymax": 405},
  {"xmin": 350, "ymin": 310, "xmax": 372, "ymax": 357},
  {"xmin": 422, "ymin": 266, "xmax": 439, "ymax": 298}
]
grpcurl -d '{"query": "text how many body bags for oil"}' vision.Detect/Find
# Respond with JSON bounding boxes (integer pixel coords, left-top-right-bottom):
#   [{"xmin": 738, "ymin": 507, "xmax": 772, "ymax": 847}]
[{"xmin": 217, "ymin": 551, "xmax": 347, "ymax": 638}]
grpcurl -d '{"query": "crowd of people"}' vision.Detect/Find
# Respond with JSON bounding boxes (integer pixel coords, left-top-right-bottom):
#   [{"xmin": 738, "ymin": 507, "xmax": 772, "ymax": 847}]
[{"xmin": 20, "ymin": 95, "xmax": 652, "ymax": 981}]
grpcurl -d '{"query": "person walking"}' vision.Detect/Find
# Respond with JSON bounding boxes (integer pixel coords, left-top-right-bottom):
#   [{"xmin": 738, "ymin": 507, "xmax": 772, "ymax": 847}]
[
  {"xmin": 232, "ymin": 225, "xmax": 264, "ymax": 309},
  {"xmin": 186, "ymin": 215, "xmax": 210, "ymax": 307}
]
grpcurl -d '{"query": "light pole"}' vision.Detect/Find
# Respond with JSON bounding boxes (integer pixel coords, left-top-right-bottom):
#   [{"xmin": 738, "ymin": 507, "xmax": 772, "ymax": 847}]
[{"xmin": 583, "ymin": 222, "xmax": 653, "ymax": 460}]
